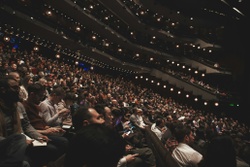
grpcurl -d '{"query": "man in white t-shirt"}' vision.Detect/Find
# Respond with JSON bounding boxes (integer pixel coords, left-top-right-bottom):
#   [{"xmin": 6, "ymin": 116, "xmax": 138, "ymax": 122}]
[{"xmin": 172, "ymin": 124, "xmax": 203, "ymax": 167}]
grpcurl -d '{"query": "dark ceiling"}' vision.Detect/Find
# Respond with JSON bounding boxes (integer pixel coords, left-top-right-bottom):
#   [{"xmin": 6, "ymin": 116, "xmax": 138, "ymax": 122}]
[
  {"xmin": 1, "ymin": 0, "xmax": 249, "ymax": 112},
  {"xmin": 153, "ymin": 0, "xmax": 248, "ymax": 20},
  {"xmin": 0, "ymin": 0, "xmax": 248, "ymax": 73}
]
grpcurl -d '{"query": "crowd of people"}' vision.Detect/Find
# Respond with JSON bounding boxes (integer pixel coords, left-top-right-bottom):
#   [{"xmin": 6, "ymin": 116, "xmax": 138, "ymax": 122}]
[{"xmin": 0, "ymin": 46, "xmax": 250, "ymax": 167}]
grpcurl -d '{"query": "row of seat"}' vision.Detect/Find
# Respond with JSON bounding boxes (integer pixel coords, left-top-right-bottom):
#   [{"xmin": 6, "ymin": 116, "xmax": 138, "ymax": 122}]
[{"xmin": 144, "ymin": 126, "xmax": 179, "ymax": 167}]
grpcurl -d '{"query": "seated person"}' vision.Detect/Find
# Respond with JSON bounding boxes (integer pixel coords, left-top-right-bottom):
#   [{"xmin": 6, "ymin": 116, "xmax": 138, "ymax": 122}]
[
  {"xmin": 18, "ymin": 101, "xmax": 68, "ymax": 167},
  {"xmin": 164, "ymin": 136, "xmax": 178, "ymax": 153},
  {"xmin": 95, "ymin": 104, "xmax": 156, "ymax": 167},
  {"xmin": 0, "ymin": 76, "xmax": 30, "ymax": 167},
  {"xmin": 39, "ymin": 85, "xmax": 70, "ymax": 127},
  {"xmin": 130, "ymin": 107, "xmax": 148, "ymax": 129},
  {"xmin": 57, "ymin": 91, "xmax": 76, "ymax": 126},
  {"xmin": 113, "ymin": 107, "xmax": 147, "ymax": 148},
  {"xmin": 150, "ymin": 117, "xmax": 167, "ymax": 141},
  {"xmin": 71, "ymin": 106, "xmax": 105, "ymax": 132},
  {"xmin": 23, "ymin": 83, "xmax": 66, "ymax": 136},
  {"xmin": 64, "ymin": 123, "xmax": 126, "ymax": 167},
  {"xmin": 172, "ymin": 124, "xmax": 203, "ymax": 167},
  {"xmin": 22, "ymin": 83, "xmax": 69, "ymax": 165},
  {"xmin": 198, "ymin": 134, "xmax": 248, "ymax": 167}
]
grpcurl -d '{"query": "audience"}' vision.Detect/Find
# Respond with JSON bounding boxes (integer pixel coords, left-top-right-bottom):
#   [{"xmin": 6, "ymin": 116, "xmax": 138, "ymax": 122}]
[
  {"xmin": 130, "ymin": 107, "xmax": 148, "ymax": 130},
  {"xmin": 71, "ymin": 106, "xmax": 105, "ymax": 131},
  {"xmin": 19, "ymin": 75, "xmax": 33, "ymax": 101},
  {"xmin": 95, "ymin": 104, "xmax": 157, "ymax": 167},
  {"xmin": 94, "ymin": 103, "xmax": 114, "ymax": 128},
  {"xmin": 0, "ymin": 47, "xmax": 249, "ymax": 167},
  {"xmin": 18, "ymin": 101, "xmax": 67, "ymax": 167},
  {"xmin": 39, "ymin": 86, "xmax": 70, "ymax": 128},
  {"xmin": 172, "ymin": 124, "xmax": 203, "ymax": 167},
  {"xmin": 150, "ymin": 117, "xmax": 167, "ymax": 141},
  {"xmin": 22, "ymin": 83, "xmax": 69, "ymax": 164},
  {"xmin": 112, "ymin": 107, "xmax": 148, "ymax": 148},
  {"xmin": 57, "ymin": 91, "xmax": 76, "ymax": 126},
  {"xmin": 0, "ymin": 76, "xmax": 30, "ymax": 167},
  {"xmin": 64, "ymin": 123, "xmax": 126, "ymax": 167},
  {"xmin": 23, "ymin": 83, "xmax": 66, "ymax": 136},
  {"xmin": 198, "ymin": 134, "xmax": 237, "ymax": 167}
]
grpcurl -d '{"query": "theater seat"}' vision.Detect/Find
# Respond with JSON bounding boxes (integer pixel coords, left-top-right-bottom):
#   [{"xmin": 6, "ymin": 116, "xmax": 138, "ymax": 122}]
[
  {"xmin": 47, "ymin": 154, "xmax": 65, "ymax": 167},
  {"xmin": 144, "ymin": 126, "xmax": 179, "ymax": 167}
]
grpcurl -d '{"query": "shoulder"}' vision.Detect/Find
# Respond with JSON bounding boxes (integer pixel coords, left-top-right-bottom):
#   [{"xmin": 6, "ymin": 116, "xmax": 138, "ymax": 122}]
[
  {"xmin": 151, "ymin": 123, "xmax": 156, "ymax": 129},
  {"xmin": 130, "ymin": 114, "xmax": 136, "ymax": 118},
  {"xmin": 17, "ymin": 101, "xmax": 25, "ymax": 110},
  {"xmin": 39, "ymin": 99, "xmax": 49, "ymax": 106}
]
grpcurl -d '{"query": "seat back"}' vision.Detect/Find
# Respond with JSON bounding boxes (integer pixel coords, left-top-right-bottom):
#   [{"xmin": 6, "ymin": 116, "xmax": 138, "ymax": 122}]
[{"xmin": 144, "ymin": 126, "xmax": 179, "ymax": 167}]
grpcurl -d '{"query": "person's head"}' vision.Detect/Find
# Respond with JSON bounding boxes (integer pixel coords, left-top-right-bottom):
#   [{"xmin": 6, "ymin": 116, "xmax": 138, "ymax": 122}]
[
  {"xmin": 72, "ymin": 106, "xmax": 105, "ymax": 131},
  {"xmin": 10, "ymin": 63, "xmax": 17, "ymax": 71},
  {"xmin": 155, "ymin": 117, "xmax": 165, "ymax": 128},
  {"xmin": 38, "ymin": 77, "xmax": 47, "ymax": 87},
  {"xmin": 174, "ymin": 124, "xmax": 195, "ymax": 144},
  {"xmin": 49, "ymin": 85, "xmax": 65, "ymax": 104},
  {"xmin": 0, "ymin": 75, "xmax": 20, "ymax": 104},
  {"xmin": 95, "ymin": 104, "xmax": 114, "ymax": 127},
  {"xmin": 21, "ymin": 75, "xmax": 33, "ymax": 88},
  {"xmin": 111, "ymin": 107, "xmax": 122, "ymax": 118},
  {"xmin": 203, "ymin": 134, "xmax": 237, "ymax": 167},
  {"xmin": 8, "ymin": 71, "xmax": 21, "ymax": 84},
  {"xmin": 46, "ymin": 78, "xmax": 53, "ymax": 88},
  {"xmin": 64, "ymin": 123, "xmax": 126, "ymax": 167},
  {"xmin": 122, "ymin": 108, "xmax": 131, "ymax": 121},
  {"xmin": 149, "ymin": 110, "xmax": 155, "ymax": 116},
  {"xmin": 63, "ymin": 91, "xmax": 76, "ymax": 107},
  {"xmin": 167, "ymin": 115, "xmax": 173, "ymax": 122},
  {"xmin": 133, "ymin": 107, "xmax": 143, "ymax": 115},
  {"xmin": 27, "ymin": 83, "xmax": 46, "ymax": 104}
]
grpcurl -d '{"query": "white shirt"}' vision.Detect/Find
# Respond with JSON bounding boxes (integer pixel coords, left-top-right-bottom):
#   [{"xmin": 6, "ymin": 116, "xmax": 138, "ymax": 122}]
[
  {"xmin": 136, "ymin": 115, "xmax": 146, "ymax": 128},
  {"xmin": 39, "ymin": 98, "xmax": 62, "ymax": 127},
  {"xmin": 151, "ymin": 123, "xmax": 164, "ymax": 140},
  {"xmin": 117, "ymin": 157, "xmax": 127, "ymax": 167},
  {"xmin": 130, "ymin": 114, "xmax": 146, "ymax": 129},
  {"xmin": 19, "ymin": 85, "xmax": 28, "ymax": 101},
  {"xmin": 172, "ymin": 143, "xmax": 203, "ymax": 167}
]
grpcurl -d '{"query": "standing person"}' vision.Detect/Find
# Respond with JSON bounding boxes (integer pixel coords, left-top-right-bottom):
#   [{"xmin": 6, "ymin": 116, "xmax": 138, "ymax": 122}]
[
  {"xmin": 172, "ymin": 124, "xmax": 203, "ymax": 167},
  {"xmin": 0, "ymin": 76, "xmax": 30, "ymax": 167},
  {"xmin": 39, "ymin": 85, "xmax": 70, "ymax": 127}
]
